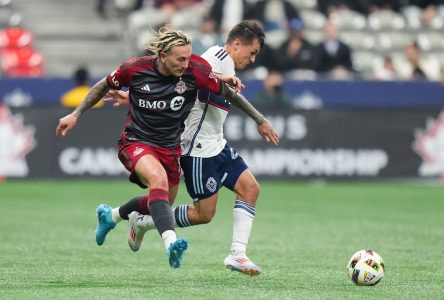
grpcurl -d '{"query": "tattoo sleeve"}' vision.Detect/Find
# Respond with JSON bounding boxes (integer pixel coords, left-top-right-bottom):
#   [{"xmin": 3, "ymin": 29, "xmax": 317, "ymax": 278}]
[
  {"xmin": 72, "ymin": 78, "xmax": 110, "ymax": 118},
  {"xmin": 221, "ymin": 82, "xmax": 267, "ymax": 125}
]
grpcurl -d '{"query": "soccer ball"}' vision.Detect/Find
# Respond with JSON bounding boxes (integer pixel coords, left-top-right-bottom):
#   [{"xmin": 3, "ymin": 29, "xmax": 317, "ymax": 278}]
[{"xmin": 347, "ymin": 250, "xmax": 385, "ymax": 286}]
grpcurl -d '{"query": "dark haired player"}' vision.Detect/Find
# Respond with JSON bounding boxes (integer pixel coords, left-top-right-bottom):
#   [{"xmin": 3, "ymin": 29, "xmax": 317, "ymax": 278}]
[{"xmin": 108, "ymin": 21, "xmax": 278, "ymax": 275}]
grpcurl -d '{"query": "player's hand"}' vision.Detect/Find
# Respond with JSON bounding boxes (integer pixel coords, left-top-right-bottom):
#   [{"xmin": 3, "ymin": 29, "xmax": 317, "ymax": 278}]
[
  {"xmin": 217, "ymin": 75, "xmax": 244, "ymax": 93},
  {"xmin": 55, "ymin": 113, "xmax": 78, "ymax": 137},
  {"xmin": 103, "ymin": 90, "xmax": 129, "ymax": 107},
  {"xmin": 258, "ymin": 121, "xmax": 279, "ymax": 146}
]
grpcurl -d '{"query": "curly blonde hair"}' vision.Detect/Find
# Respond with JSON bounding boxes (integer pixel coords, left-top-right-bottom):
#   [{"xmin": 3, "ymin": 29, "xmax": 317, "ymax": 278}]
[{"xmin": 145, "ymin": 25, "xmax": 192, "ymax": 56}]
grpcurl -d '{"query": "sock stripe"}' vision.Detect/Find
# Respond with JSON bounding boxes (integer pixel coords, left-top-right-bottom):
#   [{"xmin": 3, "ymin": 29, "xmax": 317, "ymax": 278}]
[
  {"xmin": 234, "ymin": 200, "xmax": 256, "ymax": 217},
  {"xmin": 175, "ymin": 205, "xmax": 191, "ymax": 227},
  {"xmin": 234, "ymin": 200, "xmax": 255, "ymax": 212},
  {"xmin": 148, "ymin": 188, "xmax": 169, "ymax": 203}
]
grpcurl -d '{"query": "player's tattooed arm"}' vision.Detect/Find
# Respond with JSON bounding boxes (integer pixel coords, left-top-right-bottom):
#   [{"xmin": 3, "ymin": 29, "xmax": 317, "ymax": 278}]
[
  {"xmin": 56, "ymin": 78, "xmax": 110, "ymax": 137},
  {"xmin": 71, "ymin": 78, "xmax": 110, "ymax": 118},
  {"xmin": 221, "ymin": 83, "xmax": 279, "ymax": 145},
  {"xmin": 221, "ymin": 82, "xmax": 266, "ymax": 125}
]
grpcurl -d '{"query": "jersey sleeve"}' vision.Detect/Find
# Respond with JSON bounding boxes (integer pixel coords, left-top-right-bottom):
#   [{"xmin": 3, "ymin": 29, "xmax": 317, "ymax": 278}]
[
  {"xmin": 105, "ymin": 58, "xmax": 138, "ymax": 90},
  {"xmin": 192, "ymin": 55, "xmax": 222, "ymax": 95}
]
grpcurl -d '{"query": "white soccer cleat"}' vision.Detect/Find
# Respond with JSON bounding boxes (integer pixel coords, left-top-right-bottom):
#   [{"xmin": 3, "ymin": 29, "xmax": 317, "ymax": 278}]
[
  {"xmin": 224, "ymin": 253, "xmax": 262, "ymax": 276},
  {"xmin": 128, "ymin": 211, "xmax": 149, "ymax": 252}
]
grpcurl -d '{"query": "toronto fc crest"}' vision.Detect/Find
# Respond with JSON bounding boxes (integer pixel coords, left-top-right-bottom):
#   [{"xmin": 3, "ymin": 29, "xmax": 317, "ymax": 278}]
[{"xmin": 175, "ymin": 79, "xmax": 187, "ymax": 94}]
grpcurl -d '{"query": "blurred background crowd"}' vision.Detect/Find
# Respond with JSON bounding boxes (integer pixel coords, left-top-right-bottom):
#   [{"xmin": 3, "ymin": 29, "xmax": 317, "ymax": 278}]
[{"xmin": 1, "ymin": 0, "xmax": 444, "ymax": 83}]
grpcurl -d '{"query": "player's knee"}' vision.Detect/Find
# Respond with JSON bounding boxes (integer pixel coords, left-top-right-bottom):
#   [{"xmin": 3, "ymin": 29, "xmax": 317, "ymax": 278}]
[
  {"xmin": 195, "ymin": 209, "xmax": 216, "ymax": 224},
  {"xmin": 239, "ymin": 180, "xmax": 260, "ymax": 202},
  {"xmin": 147, "ymin": 174, "xmax": 169, "ymax": 189}
]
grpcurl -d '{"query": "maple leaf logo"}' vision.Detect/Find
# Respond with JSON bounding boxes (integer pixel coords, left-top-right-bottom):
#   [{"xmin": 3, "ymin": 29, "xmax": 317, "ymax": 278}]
[
  {"xmin": 0, "ymin": 104, "xmax": 37, "ymax": 177},
  {"xmin": 413, "ymin": 110, "xmax": 444, "ymax": 178}
]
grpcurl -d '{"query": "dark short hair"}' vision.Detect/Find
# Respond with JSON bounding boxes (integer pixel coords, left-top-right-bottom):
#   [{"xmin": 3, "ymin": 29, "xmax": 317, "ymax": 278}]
[
  {"xmin": 226, "ymin": 20, "xmax": 265, "ymax": 49},
  {"xmin": 74, "ymin": 67, "xmax": 89, "ymax": 84}
]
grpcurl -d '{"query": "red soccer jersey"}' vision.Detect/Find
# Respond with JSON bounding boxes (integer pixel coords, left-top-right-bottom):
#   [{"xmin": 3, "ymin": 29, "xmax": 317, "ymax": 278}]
[{"xmin": 106, "ymin": 54, "xmax": 221, "ymax": 149}]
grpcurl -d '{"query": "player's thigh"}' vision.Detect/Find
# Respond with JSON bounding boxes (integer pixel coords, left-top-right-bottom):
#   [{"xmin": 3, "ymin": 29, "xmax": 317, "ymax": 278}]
[
  {"xmin": 134, "ymin": 154, "xmax": 168, "ymax": 189},
  {"xmin": 232, "ymin": 169, "xmax": 260, "ymax": 205}
]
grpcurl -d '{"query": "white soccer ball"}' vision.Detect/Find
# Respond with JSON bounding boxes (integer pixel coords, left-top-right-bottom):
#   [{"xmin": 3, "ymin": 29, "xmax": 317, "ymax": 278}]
[{"xmin": 347, "ymin": 250, "xmax": 385, "ymax": 286}]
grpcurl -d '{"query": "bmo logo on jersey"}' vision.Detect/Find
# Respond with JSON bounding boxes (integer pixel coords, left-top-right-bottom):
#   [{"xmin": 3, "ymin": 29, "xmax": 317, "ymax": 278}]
[
  {"xmin": 138, "ymin": 96, "xmax": 185, "ymax": 111},
  {"xmin": 170, "ymin": 96, "xmax": 185, "ymax": 111}
]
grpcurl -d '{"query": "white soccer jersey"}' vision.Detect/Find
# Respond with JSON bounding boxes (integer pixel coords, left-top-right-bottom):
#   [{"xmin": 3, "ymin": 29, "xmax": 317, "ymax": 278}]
[{"xmin": 181, "ymin": 45, "xmax": 235, "ymax": 157}]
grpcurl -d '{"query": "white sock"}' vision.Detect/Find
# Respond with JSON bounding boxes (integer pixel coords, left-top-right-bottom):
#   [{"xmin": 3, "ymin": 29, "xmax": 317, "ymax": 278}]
[
  {"xmin": 111, "ymin": 207, "xmax": 123, "ymax": 223},
  {"xmin": 231, "ymin": 200, "xmax": 255, "ymax": 256},
  {"xmin": 161, "ymin": 230, "xmax": 177, "ymax": 250}
]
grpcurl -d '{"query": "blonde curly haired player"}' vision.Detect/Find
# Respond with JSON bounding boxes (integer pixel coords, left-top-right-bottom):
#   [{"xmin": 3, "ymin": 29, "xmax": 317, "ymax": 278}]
[{"xmin": 56, "ymin": 24, "xmax": 277, "ymax": 269}]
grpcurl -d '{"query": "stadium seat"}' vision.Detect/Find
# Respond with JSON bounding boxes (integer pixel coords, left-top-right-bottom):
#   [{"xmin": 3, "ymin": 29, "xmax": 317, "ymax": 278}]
[
  {"xmin": 433, "ymin": 52, "xmax": 444, "ymax": 68},
  {"xmin": 0, "ymin": 26, "xmax": 33, "ymax": 49},
  {"xmin": 416, "ymin": 31, "xmax": 444, "ymax": 51},
  {"xmin": 329, "ymin": 10, "xmax": 367, "ymax": 30},
  {"xmin": 304, "ymin": 29, "xmax": 324, "ymax": 45},
  {"xmin": 0, "ymin": 4, "xmax": 21, "ymax": 28},
  {"xmin": 265, "ymin": 30, "xmax": 287, "ymax": 49},
  {"xmin": 368, "ymin": 10, "xmax": 406, "ymax": 31},
  {"xmin": 1, "ymin": 46, "xmax": 44, "ymax": 77},
  {"xmin": 375, "ymin": 31, "xmax": 414, "ymax": 53},
  {"xmin": 340, "ymin": 30, "xmax": 376, "ymax": 51},
  {"xmin": 300, "ymin": 9, "xmax": 326, "ymax": 30},
  {"xmin": 288, "ymin": 0, "xmax": 316, "ymax": 10},
  {"xmin": 401, "ymin": 5, "xmax": 422, "ymax": 30},
  {"xmin": 352, "ymin": 51, "xmax": 384, "ymax": 74}
]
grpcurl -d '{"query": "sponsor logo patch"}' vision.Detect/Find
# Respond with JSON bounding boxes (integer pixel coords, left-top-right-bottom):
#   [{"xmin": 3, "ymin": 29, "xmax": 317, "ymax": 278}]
[
  {"xmin": 133, "ymin": 147, "xmax": 144, "ymax": 156},
  {"xmin": 170, "ymin": 96, "xmax": 185, "ymax": 111},
  {"xmin": 205, "ymin": 177, "xmax": 217, "ymax": 193},
  {"xmin": 175, "ymin": 79, "xmax": 186, "ymax": 94}
]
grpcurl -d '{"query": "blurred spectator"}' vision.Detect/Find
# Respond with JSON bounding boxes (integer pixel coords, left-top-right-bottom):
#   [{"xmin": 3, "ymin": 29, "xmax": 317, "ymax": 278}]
[
  {"xmin": 253, "ymin": 71, "xmax": 292, "ymax": 108},
  {"xmin": 368, "ymin": 0, "xmax": 401, "ymax": 12},
  {"xmin": 239, "ymin": 42, "xmax": 280, "ymax": 79},
  {"xmin": 404, "ymin": 0, "xmax": 444, "ymax": 25},
  {"xmin": 192, "ymin": 16, "xmax": 225, "ymax": 55},
  {"xmin": 127, "ymin": 0, "xmax": 205, "ymax": 53},
  {"xmin": 316, "ymin": 21, "xmax": 354, "ymax": 78},
  {"xmin": 154, "ymin": 0, "xmax": 205, "ymax": 26},
  {"xmin": 400, "ymin": 41, "xmax": 441, "ymax": 81},
  {"xmin": 209, "ymin": 0, "xmax": 249, "ymax": 34},
  {"xmin": 96, "ymin": 0, "xmax": 144, "ymax": 19},
  {"xmin": 373, "ymin": 57, "xmax": 399, "ymax": 80},
  {"xmin": 247, "ymin": 0, "xmax": 300, "ymax": 32},
  {"xmin": 60, "ymin": 66, "xmax": 103, "ymax": 108},
  {"xmin": 317, "ymin": 0, "xmax": 370, "ymax": 16},
  {"xmin": 274, "ymin": 18, "xmax": 318, "ymax": 73}
]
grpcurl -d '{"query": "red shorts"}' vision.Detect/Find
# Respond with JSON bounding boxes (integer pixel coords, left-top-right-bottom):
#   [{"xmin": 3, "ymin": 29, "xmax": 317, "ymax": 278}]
[{"xmin": 118, "ymin": 140, "xmax": 181, "ymax": 188}]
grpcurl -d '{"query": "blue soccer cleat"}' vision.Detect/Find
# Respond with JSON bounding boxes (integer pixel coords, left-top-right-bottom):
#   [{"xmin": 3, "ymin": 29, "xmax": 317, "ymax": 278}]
[
  {"xmin": 95, "ymin": 204, "xmax": 116, "ymax": 246},
  {"xmin": 166, "ymin": 238, "xmax": 188, "ymax": 269}
]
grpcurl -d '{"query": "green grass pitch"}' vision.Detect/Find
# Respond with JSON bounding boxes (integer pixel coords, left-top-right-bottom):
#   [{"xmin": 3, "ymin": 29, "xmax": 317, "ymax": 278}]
[{"xmin": 1, "ymin": 180, "xmax": 443, "ymax": 299}]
